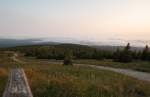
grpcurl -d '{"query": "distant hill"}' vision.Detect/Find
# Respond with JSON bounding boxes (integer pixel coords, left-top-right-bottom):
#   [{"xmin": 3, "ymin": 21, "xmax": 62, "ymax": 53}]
[
  {"xmin": 0, "ymin": 38, "xmax": 58, "ymax": 48},
  {"xmin": 0, "ymin": 38, "xmax": 144, "ymax": 51}
]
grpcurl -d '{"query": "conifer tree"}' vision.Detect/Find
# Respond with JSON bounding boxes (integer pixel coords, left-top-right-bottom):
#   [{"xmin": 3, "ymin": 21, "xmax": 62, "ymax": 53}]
[
  {"xmin": 117, "ymin": 43, "xmax": 133, "ymax": 62},
  {"xmin": 113, "ymin": 48, "xmax": 120, "ymax": 62},
  {"xmin": 141, "ymin": 45, "xmax": 150, "ymax": 61}
]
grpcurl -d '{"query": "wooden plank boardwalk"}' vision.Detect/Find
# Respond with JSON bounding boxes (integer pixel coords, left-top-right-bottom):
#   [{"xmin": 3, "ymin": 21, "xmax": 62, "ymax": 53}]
[{"xmin": 3, "ymin": 69, "xmax": 33, "ymax": 97}]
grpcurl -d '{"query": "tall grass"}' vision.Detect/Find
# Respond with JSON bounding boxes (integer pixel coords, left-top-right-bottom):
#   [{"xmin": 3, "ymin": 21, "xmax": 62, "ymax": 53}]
[
  {"xmin": 0, "ymin": 53, "xmax": 16, "ymax": 96},
  {"xmin": 21, "ymin": 57, "xmax": 150, "ymax": 72},
  {"xmin": 24, "ymin": 62, "xmax": 150, "ymax": 97},
  {"xmin": 0, "ymin": 68, "xmax": 8, "ymax": 96}
]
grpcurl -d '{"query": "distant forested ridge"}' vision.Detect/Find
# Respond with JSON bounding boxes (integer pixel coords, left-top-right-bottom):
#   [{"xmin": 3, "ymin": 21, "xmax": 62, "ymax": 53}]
[
  {"xmin": 7, "ymin": 44, "xmax": 112, "ymax": 60},
  {"xmin": 4, "ymin": 43, "xmax": 150, "ymax": 62}
]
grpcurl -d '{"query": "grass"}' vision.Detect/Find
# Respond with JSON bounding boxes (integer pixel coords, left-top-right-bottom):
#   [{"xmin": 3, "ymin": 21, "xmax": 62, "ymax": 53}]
[
  {"xmin": 0, "ymin": 68, "xmax": 8, "ymax": 96},
  {"xmin": 21, "ymin": 57, "xmax": 150, "ymax": 97},
  {"xmin": 22, "ymin": 57, "xmax": 150, "ymax": 72},
  {"xmin": 26, "ymin": 65, "xmax": 150, "ymax": 97},
  {"xmin": 0, "ymin": 53, "xmax": 150, "ymax": 97},
  {"xmin": 0, "ymin": 53, "xmax": 11, "ymax": 96}
]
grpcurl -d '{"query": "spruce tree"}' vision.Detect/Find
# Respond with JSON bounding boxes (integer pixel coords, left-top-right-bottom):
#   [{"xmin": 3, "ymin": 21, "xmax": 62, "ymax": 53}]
[
  {"xmin": 113, "ymin": 48, "xmax": 120, "ymax": 62},
  {"xmin": 141, "ymin": 45, "xmax": 150, "ymax": 61},
  {"xmin": 117, "ymin": 43, "xmax": 133, "ymax": 62}
]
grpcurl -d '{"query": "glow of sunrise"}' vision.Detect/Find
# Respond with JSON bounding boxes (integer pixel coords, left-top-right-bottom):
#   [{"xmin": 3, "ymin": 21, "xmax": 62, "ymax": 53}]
[{"xmin": 0, "ymin": 0, "xmax": 150, "ymax": 43}]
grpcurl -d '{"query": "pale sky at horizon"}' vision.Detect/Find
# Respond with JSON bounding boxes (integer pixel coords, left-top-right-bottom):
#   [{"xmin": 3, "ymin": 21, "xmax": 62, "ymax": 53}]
[{"xmin": 0, "ymin": 0, "xmax": 150, "ymax": 43}]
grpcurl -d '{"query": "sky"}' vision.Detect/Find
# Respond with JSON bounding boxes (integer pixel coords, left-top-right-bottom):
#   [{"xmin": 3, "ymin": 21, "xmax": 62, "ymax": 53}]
[{"xmin": 0, "ymin": 0, "xmax": 150, "ymax": 45}]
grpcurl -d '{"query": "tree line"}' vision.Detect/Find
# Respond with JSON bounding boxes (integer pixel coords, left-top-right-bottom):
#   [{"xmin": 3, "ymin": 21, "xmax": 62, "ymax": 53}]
[
  {"xmin": 113, "ymin": 43, "xmax": 150, "ymax": 62},
  {"xmin": 8, "ymin": 43, "xmax": 150, "ymax": 63}
]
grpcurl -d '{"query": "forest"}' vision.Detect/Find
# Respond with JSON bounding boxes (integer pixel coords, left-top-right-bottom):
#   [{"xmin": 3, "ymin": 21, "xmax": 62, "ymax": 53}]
[{"xmin": 5, "ymin": 43, "xmax": 150, "ymax": 63}]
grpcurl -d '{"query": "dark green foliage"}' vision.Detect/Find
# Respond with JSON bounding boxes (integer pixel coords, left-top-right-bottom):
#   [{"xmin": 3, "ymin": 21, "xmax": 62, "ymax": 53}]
[
  {"xmin": 93, "ymin": 49, "xmax": 104, "ymax": 60},
  {"xmin": 9, "ymin": 44, "xmax": 113, "ymax": 60},
  {"xmin": 63, "ymin": 51, "xmax": 73, "ymax": 65},
  {"xmin": 6, "ymin": 43, "xmax": 150, "ymax": 63},
  {"xmin": 114, "ymin": 43, "xmax": 133, "ymax": 63},
  {"xmin": 132, "ymin": 51, "xmax": 142, "ymax": 60},
  {"xmin": 141, "ymin": 45, "xmax": 150, "ymax": 61},
  {"xmin": 113, "ymin": 48, "xmax": 121, "ymax": 62}
]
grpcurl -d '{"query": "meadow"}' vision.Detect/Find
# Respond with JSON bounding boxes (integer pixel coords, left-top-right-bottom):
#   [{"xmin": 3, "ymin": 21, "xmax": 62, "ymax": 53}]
[
  {"xmin": 21, "ymin": 57, "xmax": 150, "ymax": 73},
  {"xmin": 0, "ymin": 52, "xmax": 150, "ymax": 97}
]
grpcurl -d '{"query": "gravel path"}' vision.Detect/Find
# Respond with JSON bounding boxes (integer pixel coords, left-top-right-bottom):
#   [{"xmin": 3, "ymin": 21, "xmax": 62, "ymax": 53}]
[{"xmin": 77, "ymin": 64, "xmax": 150, "ymax": 82}]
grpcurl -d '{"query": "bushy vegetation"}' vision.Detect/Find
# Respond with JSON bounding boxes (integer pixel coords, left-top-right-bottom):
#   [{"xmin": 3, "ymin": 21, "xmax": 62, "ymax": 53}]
[
  {"xmin": 141, "ymin": 45, "xmax": 150, "ymax": 61},
  {"xmin": 7, "ymin": 43, "xmax": 150, "ymax": 63},
  {"xmin": 113, "ymin": 43, "xmax": 150, "ymax": 63},
  {"xmin": 113, "ymin": 43, "xmax": 133, "ymax": 62},
  {"xmin": 63, "ymin": 51, "xmax": 73, "ymax": 65},
  {"xmin": 8, "ymin": 44, "xmax": 113, "ymax": 60}
]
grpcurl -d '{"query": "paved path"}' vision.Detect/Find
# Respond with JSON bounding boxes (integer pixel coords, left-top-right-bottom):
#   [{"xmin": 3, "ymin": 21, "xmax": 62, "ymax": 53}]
[
  {"xmin": 11, "ymin": 53, "xmax": 26, "ymax": 64},
  {"xmin": 3, "ymin": 69, "xmax": 33, "ymax": 97},
  {"xmin": 77, "ymin": 64, "xmax": 150, "ymax": 82},
  {"xmin": 36, "ymin": 59, "xmax": 150, "ymax": 82}
]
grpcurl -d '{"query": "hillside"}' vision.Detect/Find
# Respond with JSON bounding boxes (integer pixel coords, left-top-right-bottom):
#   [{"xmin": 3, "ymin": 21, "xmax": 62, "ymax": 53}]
[
  {"xmin": 0, "ymin": 38, "xmax": 58, "ymax": 48},
  {"xmin": 0, "ymin": 38, "xmax": 143, "ymax": 52}
]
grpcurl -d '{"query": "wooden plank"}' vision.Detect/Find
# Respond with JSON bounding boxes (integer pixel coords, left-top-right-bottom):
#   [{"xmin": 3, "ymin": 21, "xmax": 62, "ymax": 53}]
[{"xmin": 3, "ymin": 69, "xmax": 33, "ymax": 97}]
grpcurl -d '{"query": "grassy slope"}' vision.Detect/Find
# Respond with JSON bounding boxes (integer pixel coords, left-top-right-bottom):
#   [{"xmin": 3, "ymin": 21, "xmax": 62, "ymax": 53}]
[
  {"xmin": 21, "ymin": 57, "xmax": 150, "ymax": 97},
  {"xmin": 0, "ymin": 53, "xmax": 150, "ymax": 97},
  {"xmin": 25, "ymin": 64, "xmax": 150, "ymax": 97},
  {"xmin": 22, "ymin": 57, "xmax": 150, "ymax": 73}
]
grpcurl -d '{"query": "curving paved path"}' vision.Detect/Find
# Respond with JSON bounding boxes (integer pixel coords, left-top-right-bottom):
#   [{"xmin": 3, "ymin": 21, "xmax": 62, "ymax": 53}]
[{"xmin": 77, "ymin": 64, "xmax": 150, "ymax": 82}]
